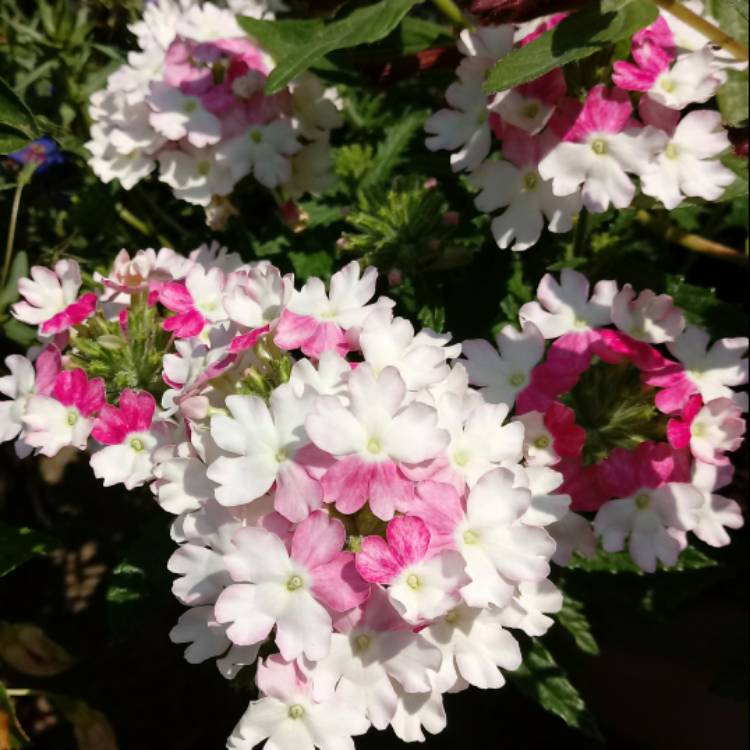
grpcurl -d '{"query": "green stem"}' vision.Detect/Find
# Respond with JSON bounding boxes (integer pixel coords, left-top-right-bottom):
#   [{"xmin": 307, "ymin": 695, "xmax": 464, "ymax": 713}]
[
  {"xmin": 635, "ymin": 209, "xmax": 748, "ymax": 268},
  {"xmin": 116, "ymin": 204, "xmax": 172, "ymax": 248},
  {"xmin": 2, "ymin": 180, "xmax": 26, "ymax": 288},
  {"xmin": 652, "ymin": 0, "xmax": 749, "ymax": 61},
  {"xmin": 5, "ymin": 688, "xmax": 33, "ymax": 697},
  {"xmin": 430, "ymin": 0, "xmax": 470, "ymax": 28},
  {"xmin": 572, "ymin": 208, "xmax": 590, "ymax": 257}
]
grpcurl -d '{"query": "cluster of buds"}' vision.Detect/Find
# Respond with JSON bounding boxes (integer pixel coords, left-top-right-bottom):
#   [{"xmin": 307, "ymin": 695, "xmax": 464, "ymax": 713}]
[
  {"xmin": 86, "ymin": 0, "xmax": 340, "ymax": 225},
  {"xmin": 463, "ymin": 268, "xmax": 747, "ymax": 571},
  {"xmin": 1, "ymin": 247, "xmax": 746, "ymax": 746},
  {"xmin": 425, "ymin": 1, "xmax": 742, "ymax": 250}
]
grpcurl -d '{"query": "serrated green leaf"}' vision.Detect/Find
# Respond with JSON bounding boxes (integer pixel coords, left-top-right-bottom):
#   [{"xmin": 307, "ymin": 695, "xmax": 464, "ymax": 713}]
[
  {"xmin": 0, "ymin": 521, "xmax": 54, "ymax": 577},
  {"xmin": 0, "ymin": 77, "xmax": 37, "ymax": 149},
  {"xmin": 557, "ymin": 596, "xmax": 600, "ymax": 655},
  {"xmin": 484, "ymin": 0, "xmax": 658, "ymax": 93},
  {"xmin": 0, "ymin": 251, "xmax": 28, "ymax": 313},
  {"xmin": 510, "ymin": 639, "xmax": 604, "ymax": 740},
  {"xmin": 360, "ymin": 110, "xmax": 428, "ymax": 190},
  {"xmin": 1, "ymin": 682, "xmax": 30, "ymax": 748},
  {"xmin": 241, "ymin": 0, "xmax": 421, "ymax": 94},
  {"xmin": 289, "ymin": 249, "xmax": 334, "ymax": 280}
]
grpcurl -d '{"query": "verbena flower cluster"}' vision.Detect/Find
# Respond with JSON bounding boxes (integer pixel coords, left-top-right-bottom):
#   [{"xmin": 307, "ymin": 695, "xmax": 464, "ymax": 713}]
[
  {"xmin": 463, "ymin": 268, "xmax": 747, "ymax": 571},
  {"xmin": 1, "ymin": 244, "xmax": 746, "ymax": 747},
  {"xmin": 425, "ymin": 2, "xmax": 742, "ymax": 251},
  {"xmin": 86, "ymin": 0, "xmax": 340, "ymax": 225}
]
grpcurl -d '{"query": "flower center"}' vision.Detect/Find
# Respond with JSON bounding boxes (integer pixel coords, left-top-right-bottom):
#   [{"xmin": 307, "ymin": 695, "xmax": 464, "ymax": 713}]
[
  {"xmin": 354, "ymin": 634, "xmax": 371, "ymax": 652},
  {"xmin": 367, "ymin": 437, "xmax": 382, "ymax": 455},
  {"xmin": 288, "ymin": 704, "xmax": 305, "ymax": 720},
  {"xmin": 475, "ymin": 109, "xmax": 488, "ymax": 126},
  {"xmin": 533, "ymin": 434, "xmax": 550, "ymax": 449},
  {"xmin": 129, "ymin": 437, "xmax": 145, "ymax": 452},
  {"xmin": 183, "ymin": 100, "xmax": 197, "ymax": 113},
  {"xmin": 453, "ymin": 450, "xmax": 470, "ymax": 467},
  {"xmin": 664, "ymin": 142, "xmax": 680, "ymax": 160},
  {"xmin": 509, "ymin": 372, "xmax": 525, "ymax": 387},
  {"xmin": 250, "ymin": 129, "xmax": 263, "ymax": 144},
  {"xmin": 445, "ymin": 608, "xmax": 460, "ymax": 625},
  {"xmin": 406, "ymin": 573, "xmax": 422, "ymax": 590},
  {"xmin": 521, "ymin": 101, "xmax": 540, "ymax": 120},
  {"xmin": 635, "ymin": 492, "xmax": 651, "ymax": 510},
  {"xmin": 286, "ymin": 574, "xmax": 304, "ymax": 592},
  {"xmin": 66, "ymin": 410, "xmax": 79, "ymax": 426},
  {"xmin": 691, "ymin": 422, "xmax": 705, "ymax": 437},
  {"xmin": 591, "ymin": 138, "xmax": 608, "ymax": 155},
  {"xmin": 275, "ymin": 448, "xmax": 288, "ymax": 463},
  {"xmin": 659, "ymin": 77, "xmax": 676, "ymax": 93},
  {"xmin": 523, "ymin": 171, "xmax": 539, "ymax": 191},
  {"xmin": 462, "ymin": 529, "xmax": 480, "ymax": 545},
  {"xmin": 197, "ymin": 160, "xmax": 211, "ymax": 176}
]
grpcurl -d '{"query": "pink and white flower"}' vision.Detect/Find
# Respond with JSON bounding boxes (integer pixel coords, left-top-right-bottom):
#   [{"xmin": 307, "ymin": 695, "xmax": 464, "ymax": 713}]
[
  {"xmin": 22, "ymin": 368, "xmax": 105, "ymax": 457},
  {"xmin": 689, "ymin": 460, "xmax": 744, "ymax": 548},
  {"xmin": 611, "ymin": 283, "xmax": 685, "ymax": 343},
  {"xmin": 496, "ymin": 579, "xmax": 563, "ymax": 637},
  {"xmin": 90, "ymin": 389, "xmax": 166, "ymax": 489},
  {"xmin": 355, "ymin": 516, "xmax": 467, "ymax": 624},
  {"xmin": 159, "ymin": 265, "xmax": 228, "ymax": 337},
  {"xmin": 12, "ymin": 260, "xmax": 96, "ymax": 335},
  {"xmin": 275, "ymin": 262, "xmax": 394, "ymax": 359},
  {"xmin": 216, "ymin": 511, "xmax": 370, "ymax": 661},
  {"xmin": 305, "ymin": 365, "xmax": 448, "ymax": 520}
]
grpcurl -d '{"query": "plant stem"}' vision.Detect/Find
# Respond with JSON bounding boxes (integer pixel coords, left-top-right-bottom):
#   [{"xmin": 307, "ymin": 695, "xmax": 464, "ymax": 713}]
[
  {"xmin": 6, "ymin": 688, "xmax": 33, "ymax": 697},
  {"xmin": 573, "ymin": 208, "xmax": 590, "ymax": 257},
  {"xmin": 431, "ymin": 0, "xmax": 470, "ymax": 27},
  {"xmin": 652, "ymin": 0, "xmax": 750, "ymax": 61},
  {"xmin": 2, "ymin": 180, "xmax": 26, "ymax": 288},
  {"xmin": 635, "ymin": 209, "xmax": 748, "ymax": 268},
  {"xmin": 116, "ymin": 204, "xmax": 172, "ymax": 248}
]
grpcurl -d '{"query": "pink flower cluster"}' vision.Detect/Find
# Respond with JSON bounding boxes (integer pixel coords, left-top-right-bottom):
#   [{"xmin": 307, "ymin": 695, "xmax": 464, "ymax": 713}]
[
  {"xmin": 463, "ymin": 268, "xmax": 747, "ymax": 572},
  {"xmin": 425, "ymin": 3, "xmax": 741, "ymax": 251},
  {"xmin": 86, "ymin": 0, "xmax": 341, "ymax": 222},
  {"xmin": 2, "ymin": 249, "xmax": 745, "ymax": 749}
]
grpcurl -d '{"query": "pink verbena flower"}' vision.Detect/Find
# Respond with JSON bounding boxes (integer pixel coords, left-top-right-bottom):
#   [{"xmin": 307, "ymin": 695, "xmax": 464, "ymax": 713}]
[
  {"xmin": 12, "ymin": 259, "xmax": 96, "ymax": 335},
  {"xmin": 215, "ymin": 511, "xmax": 370, "ymax": 661},
  {"xmin": 90, "ymin": 389, "xmax": 166, "ymax": 489},
  {"xmin": 22, "ymin": 368, "xmax": 105, "ymax": 456},
  {"xmin": 355, "ymin": 515, "xmax": 467, "ymax": 624},
  {"xmin": 159, "ymin": 265, "xmax": 227, "ymax": 337}
]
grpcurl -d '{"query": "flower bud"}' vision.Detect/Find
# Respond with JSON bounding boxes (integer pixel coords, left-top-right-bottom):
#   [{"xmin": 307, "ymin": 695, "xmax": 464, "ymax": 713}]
[{"xmin": 0, "ymin": 623, "xmax": 73, "ymax": 677}]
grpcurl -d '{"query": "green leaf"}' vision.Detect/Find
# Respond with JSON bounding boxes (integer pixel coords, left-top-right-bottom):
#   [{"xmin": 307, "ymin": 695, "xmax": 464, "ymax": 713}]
[
  {"xmin": 567, "ymin": 545, "xmax": 719, "ymax": 573},
  {"xmin": 484, "ymin": 0, "xmax": 658, "ymax": 93},
  {"xmin": 717, "ymin": 69, "xmax": 748, "ymax": 127},
  {"xmin": 556, "ymin": 595, "xmax": 600, "ymax": 655},
  {"xmin": 0, "ymin": 682, "xmax": 30, "ymax": 748},
  {"xmin": 510, "ymin": 639, "xmax": 603, "ymax": 740},
  {"xmin": 0, "ymin": 521, "xmax": 54, "ymax": 577},
  {"xmin": 2, "ymin": 318, "xmax": 37, "ymax": 347},
  {"xmin": 241, "ymin": 0, "xmax": 421, "ymax": 94},
  {"xmin": 106, "ymin": 519, "xmax": 173, "ymax": 636},
  {"xmin": 0, "ymin": 77, "xmax": 38, "ymax": 150},
  {"xmin": 0, "ymin": 251, "xmax": 28, "ymax": 314},
  {"xmin": 289, "ymin": 249, "xmax": 334, "ymax": 280},
  {"xmin": 360, "ymin": 109, "xmax": 428, "ymax": 190}
]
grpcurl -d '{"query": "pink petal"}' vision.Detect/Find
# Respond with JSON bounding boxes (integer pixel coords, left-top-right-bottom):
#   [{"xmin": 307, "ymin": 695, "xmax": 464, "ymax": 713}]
[
  {"xmin": 368, "ymin": 461, "xmax": 415, "ymax": 521},
  {"xmin": 119, "ymin": 389, "xmax": 156, "ymax": 432},
  {"xmin": 301, "ymin": 320, "xmax": 350, "ymax": 359},
  {"xmin": 386, "ymin": 515, "xmax": 430, "ymax": 567},
  {"xmin": 544, "ymin": 402, "xmax": 585, "ymax": 458},
  {"xmin": 322, "ymin": 455, "xmax": 374, "ymax": 515},
  {"xmin": 411, "ymin": 481, "xmax": 464, "ymax": 549},
  {"xmin": 517, "ymin": 67, "xmax": 566, "ymax": 106},
  {"xmin": 228, "ymin": 324, "xmax": 270, "ymax": 354},
  {"xmin": 666, "ymin": 418, "xmax": 691, "ymax": 449},
  {"xmin": 52, "ymin": 368, "xmax": 86, "ymax": 407},
  {"xmin": 291, "ymin": 510, "xmax": 345, "ymax": 569},
  {"xmin": 91, "ymin": 404, "xmax": 129, "ymax": 445},
  {"xmin": 311, "ymin": 552, "xmax": 371, "ymax": 612},
  {"xmin": 163, "ymin": 309, "xmax": 206, "ymax": 338},
  {"xmin": 612, "ymin": 60, "xmax": 659, "ymax": 92},
  {"xmin": 40, "ymin": 292, "xmax": 97, "ymax": 335},
  {"xmin": 653, "ymin": 374, "xmax": 696, "ymax": 414},
  {"xmin": 558, "ymin": 458, "xmax": 607, "ymax": 512},
  {"xmin": 34, "ymin": 345, "xmax": 62, "ymax": 396},
  {"xmin": 78, "ymin": 376, "xmax": 106, "ymax": 417},
  {"xmin": 274, "ymin": 461, "xmax": 323, "ymax": 522},
  {"xmin": 274, "ymin": 309, "xmax": 319, "ymax": 352},
  {"xmin": 564, "ymin": 85, "xmax": 632, "ymax": 142},
  {"xmin": 159, "ymin": 281, "xmax": 194, "ymax": 314},
  {"xmin": 355, "ymin": 535, "xmax": 402, "ymax": 583}
]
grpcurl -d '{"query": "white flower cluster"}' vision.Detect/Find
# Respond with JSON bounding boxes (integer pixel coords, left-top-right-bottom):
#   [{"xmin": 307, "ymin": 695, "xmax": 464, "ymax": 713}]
[
  {"xmin": 86, "ymin": 0, "xmax": 341, "ymax": 216},
  {"xmin": 425, "ymin": 3, "xmax": 741, "ymax": 251}
]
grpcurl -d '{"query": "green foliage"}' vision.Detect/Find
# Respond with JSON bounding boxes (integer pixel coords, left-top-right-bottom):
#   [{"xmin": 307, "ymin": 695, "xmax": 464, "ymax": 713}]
[
  {"xmin": 240, "ymin": 0, "xmax": 422, "ymax": 93},
  {"xmin": 510, "ymin": 639, "xmax": 604, "ymax": 741},
  {"xmin": 0, "ymin": 76, "xmax": 38, "ymax": 153},
  {"xmin": 556, "ymin": 595, "xmax": 601, "ymax": 656},
  {"xmin": 568, "ymin": 545, "xmax": 719, "ymax": 574},
  {"xmin": 0, "ymin": 521, "xmax": 54, "ymax": 577},
  {"xmin": 484, "ymin": 0, "xmax": 658, "ymax": 93}
]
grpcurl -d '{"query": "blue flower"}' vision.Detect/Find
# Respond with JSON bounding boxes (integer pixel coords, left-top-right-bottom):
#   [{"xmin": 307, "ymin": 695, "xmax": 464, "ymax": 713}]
[{"xmin": 8, "ymin": 136, "xmax": 64, "ymax": 173}]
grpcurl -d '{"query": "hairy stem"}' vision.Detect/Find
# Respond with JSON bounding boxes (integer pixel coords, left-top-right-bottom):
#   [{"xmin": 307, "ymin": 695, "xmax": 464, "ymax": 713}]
[
  {"xmin": 635, "ymin": 209, "xmax": 748, "ymax": 268},
  {"xmin": 652, "ymin": 0, "xmax": 749, "ymax": 61},
  {"xmin": 2, "ymin": 180, "xmax": 26, "ymax": 289}
]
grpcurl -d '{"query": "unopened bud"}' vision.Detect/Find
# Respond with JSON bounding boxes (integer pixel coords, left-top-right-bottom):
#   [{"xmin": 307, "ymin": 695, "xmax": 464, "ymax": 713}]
[
  {"xmin": 279, "ymin": 200, "xmax": 309, "ymax": 233},
  {"xmin": 442, "ymin": 211, "xmax": 459, "ymax": 227}
]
